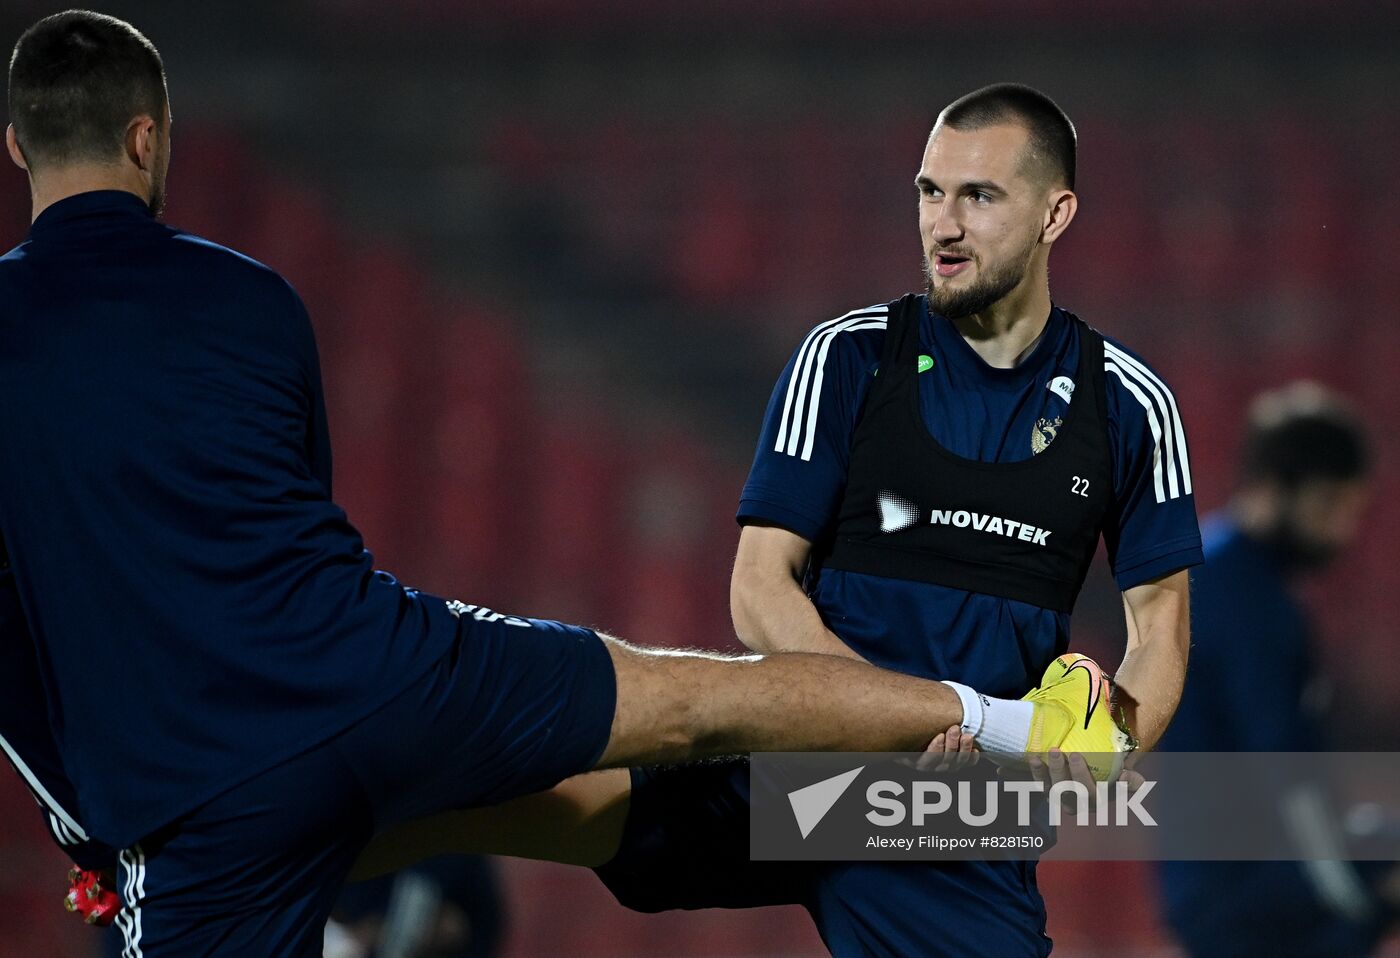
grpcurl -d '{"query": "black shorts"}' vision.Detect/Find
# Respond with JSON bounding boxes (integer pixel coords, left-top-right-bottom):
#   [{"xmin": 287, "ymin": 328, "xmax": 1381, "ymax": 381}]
[
  {"xmin": 110, "ymin": 611, "xmax": 616, "ymax": 958},
  {"xmin": 594, "ymin": 757, "xmax": 812, "ymax": 912}
]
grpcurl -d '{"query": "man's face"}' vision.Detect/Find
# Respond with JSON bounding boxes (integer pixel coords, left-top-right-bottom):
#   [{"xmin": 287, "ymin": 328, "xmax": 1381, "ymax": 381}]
[
  {"xmin": 916, "ymin": 121, "xmax": 1051, "ymax": 318},
  {"xmin": 1268, "ymin": 477, "xmax": 1371, "ymax": 570}
]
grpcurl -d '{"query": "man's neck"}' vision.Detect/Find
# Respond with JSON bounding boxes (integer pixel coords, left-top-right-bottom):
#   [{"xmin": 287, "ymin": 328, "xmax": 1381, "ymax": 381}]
[
  {"xmin": 949, "ymin": 280, "xmax": 1053, "ymax": 369},
  {"xmin": 27, "ymin": 166, "xmax": 149, "ymax": 222}
]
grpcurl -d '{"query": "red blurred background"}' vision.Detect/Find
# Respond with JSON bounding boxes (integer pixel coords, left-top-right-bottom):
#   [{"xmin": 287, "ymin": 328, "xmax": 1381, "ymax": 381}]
[{"xmin": 3, "ymin": 2, "xmax": 1398, "ymax": 955}]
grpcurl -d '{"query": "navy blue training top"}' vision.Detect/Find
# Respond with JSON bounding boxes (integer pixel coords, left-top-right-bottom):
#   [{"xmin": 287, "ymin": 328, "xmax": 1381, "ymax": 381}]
[
  {"xmin": 0, "ymin": 556, "xmax": 115, "ymax": 869},
  {"xmin": 739, "ymin": 297, "xmax": 1203, "ymax": 695},
  {"xmin": 1157, "ymin": 510, "xmax": 1320, "ymax": 752},
  {"xmin": 0, "ymin": 191, "xmax": 459, "ymax": 848}
]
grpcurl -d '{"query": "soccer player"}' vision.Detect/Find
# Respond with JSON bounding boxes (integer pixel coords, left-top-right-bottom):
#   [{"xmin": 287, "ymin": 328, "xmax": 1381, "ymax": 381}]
[
  {"xmin": 313, "ymin": 83, "xmax": 1201, "ymax": 958},
  {"xmin": 1156, "ymin": 383, "xmax": 1400, "ymax": 957},
  {"xmin": 0, "ymin": 13, "xmax": 1117, "ymax": 957},
  {"xmin": 593, "ymin": 83, "xmax": 1202, "ymax": 956}
]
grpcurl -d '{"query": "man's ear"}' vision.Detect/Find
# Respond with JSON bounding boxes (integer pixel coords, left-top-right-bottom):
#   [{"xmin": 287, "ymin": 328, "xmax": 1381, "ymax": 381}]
[
  {"xmin": 125, "ymin": 115, "xmax": 159, "ymax": 171},
  {"xmin": 1041, "ymin": 189, "xmax": 1077, "ymax": 244},
  {"xmin": 6, "ymin": 124, "xmax": 30, "ymax": 172}
]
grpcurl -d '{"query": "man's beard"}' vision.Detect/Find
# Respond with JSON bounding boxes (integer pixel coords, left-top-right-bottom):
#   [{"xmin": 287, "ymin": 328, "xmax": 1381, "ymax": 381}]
[
  {"xmin": 923, "ymin": 238, "xmax": 1036, "ymax": 319},
  {"xmin": 148, "ymin": 175, "xmax": 167, "ymax": 215},
  {"xmin": 147, "ymin": 148, "xmax": 169, "ymax": 216}
]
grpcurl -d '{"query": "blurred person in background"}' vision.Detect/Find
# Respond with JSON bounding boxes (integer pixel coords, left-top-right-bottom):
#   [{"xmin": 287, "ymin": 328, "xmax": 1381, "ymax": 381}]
[{"xmin": 1156, "ymin": 381, "xmax": 1400, "ymax": 957}]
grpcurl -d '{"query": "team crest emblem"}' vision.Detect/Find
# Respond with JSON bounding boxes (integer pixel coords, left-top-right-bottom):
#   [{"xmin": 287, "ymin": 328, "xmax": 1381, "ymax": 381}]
[{"xmin": 1031, "ymin": 416, "xmax": 1063, "ymax": 455}]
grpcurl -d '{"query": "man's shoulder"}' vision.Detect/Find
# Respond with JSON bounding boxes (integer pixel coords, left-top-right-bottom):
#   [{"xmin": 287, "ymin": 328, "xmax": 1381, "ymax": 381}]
[
  {"xmin": 149, "ymin": 228, "xmax": 305, "ymax": 322},
  {"xmin": 1199, "ymin": 514, "xmax": 1281, "ymax": 583},
  {"xmin": 0, "ymin": 240, "xmax": 31, "ymax": 270},
  {"xmin": 1087, "ymin": 326, "xmax": 1196, "ymax": 501},
  {"xmin": 1095, "ymin": 329, "xmax": 1186, "ymax": 429},
  {"xmin": 1200, "ymin": 511, "xmax": 1244, "ymax": 557},
  {"xmin": 165, "ymin": 228, "xmax": 295, "ymax": 300},
  {"xmin": 787, "ymin": 300, "xmax": 894, "ymax": 366},
  {"xmin": 1194, "ymin": 514, "xmax": 1298, "ymax": 625},
  {"xmin": 1097, "ymin": 331, "xmax": 1167, "ymax": 377}
]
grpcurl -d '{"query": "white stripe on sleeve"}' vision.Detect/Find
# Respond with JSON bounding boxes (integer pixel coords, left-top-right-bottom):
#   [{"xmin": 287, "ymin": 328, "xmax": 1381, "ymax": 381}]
[
  {"xmin": 1105, "ymin": 362, "xmax": 1168, "ymax": 504},
  {"xmin": 799, "ymin": 319, "xmax": 887, "ymax": 462},
  {"xmin": 0, "ymin": 730, "xmax": 89, "ymax": 842},
  {"xmin": 774, "ymin": 306, "xmax": 888, "ymax": 462},
  {"xmin": 1106, "ymin": 342, "xmax": 1192, "ymax": 495}
]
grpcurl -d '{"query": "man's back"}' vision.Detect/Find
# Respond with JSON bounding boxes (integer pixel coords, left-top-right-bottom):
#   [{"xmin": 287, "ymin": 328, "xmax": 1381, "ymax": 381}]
[{"xmin": 0, "ymin": 190, "xmax": 457, "ymax": 847}]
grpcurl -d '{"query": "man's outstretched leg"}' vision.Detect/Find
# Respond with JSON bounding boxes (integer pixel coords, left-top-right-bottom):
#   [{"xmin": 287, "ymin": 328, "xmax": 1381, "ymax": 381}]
[
  {"xmin": 596, "ymin": 635, "xmax": 973, "ymax": 765},
  {"xmin": 344, "ymin": 628, "xmax": 1055, "ymax": 911},
  {"xmin": 327, "ymin": 621, "xmax": 988, "ymax": 851}
]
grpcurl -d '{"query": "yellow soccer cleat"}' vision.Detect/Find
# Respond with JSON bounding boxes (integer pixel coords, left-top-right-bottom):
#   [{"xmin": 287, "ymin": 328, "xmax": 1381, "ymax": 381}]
[{"xmin": 1021, "ymin": 652, "xmax": 1136, "ymax": 781}]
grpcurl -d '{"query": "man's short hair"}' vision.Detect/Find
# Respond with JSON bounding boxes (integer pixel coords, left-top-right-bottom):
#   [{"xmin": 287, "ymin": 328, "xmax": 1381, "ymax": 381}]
[
  {"xmin": 938, "ymin": 83, "xmax": 1076, "ymax": 191},
  {"xmin": 8, "ymin": 10, "xmax": 166, "ymax": 169},
  {"xmin": 1241, "ymin": 381, "xmax": 1370, "ymax": 487}
]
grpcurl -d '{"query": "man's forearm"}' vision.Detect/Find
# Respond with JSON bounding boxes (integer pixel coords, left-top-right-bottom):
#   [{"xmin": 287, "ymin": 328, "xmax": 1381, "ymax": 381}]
[
  {"xmin": 730, "ymin": 524, "xmax": 868, "ymax": 661},
  {"xmin": 1114, "ymin": 638, "xmax": 1186, "ymax": 750},
  {"xmin": 1116, "ymin": 571, "xmax": 1192, "ymax": 750},
  {"xmin": 731, "ymin": 571, "xmax": 867, "ymax": 662}
]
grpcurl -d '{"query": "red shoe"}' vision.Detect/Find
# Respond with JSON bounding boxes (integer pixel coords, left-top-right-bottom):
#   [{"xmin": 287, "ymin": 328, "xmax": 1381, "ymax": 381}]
[{"xmin": 64, "ymin": 867, "xmax": 121, "ymax": 927}]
